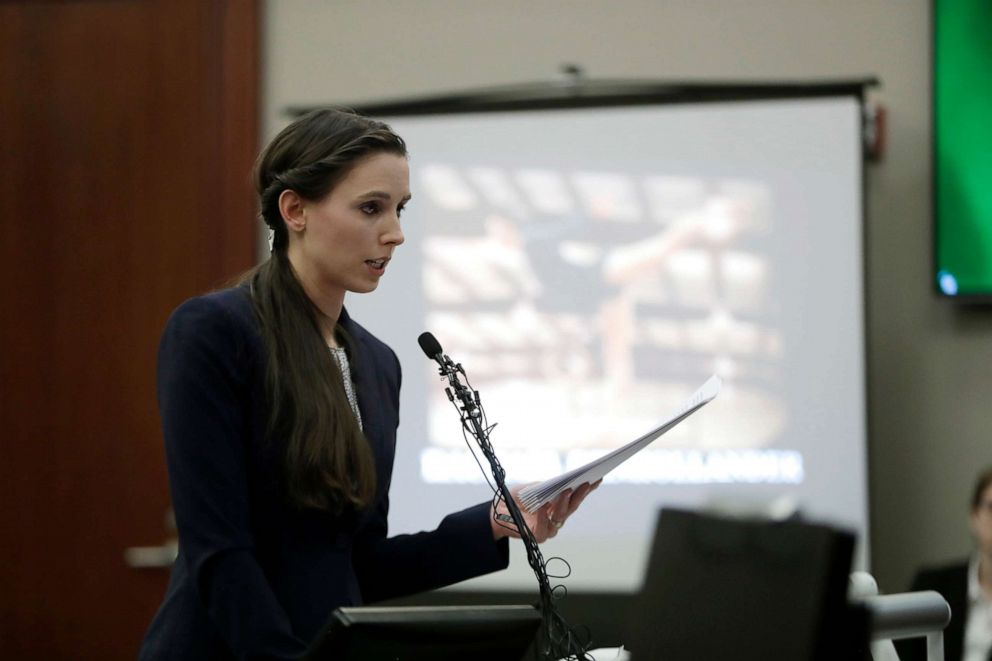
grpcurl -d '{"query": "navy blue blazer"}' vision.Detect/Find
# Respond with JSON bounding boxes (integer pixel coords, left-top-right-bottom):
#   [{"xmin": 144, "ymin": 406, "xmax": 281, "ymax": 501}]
[{"xmin": 139, "ymin": 286, "xmax": 509, "ymax": 660}]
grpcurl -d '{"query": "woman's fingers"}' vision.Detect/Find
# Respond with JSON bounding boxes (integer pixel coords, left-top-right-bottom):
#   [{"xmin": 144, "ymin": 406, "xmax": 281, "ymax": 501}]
[
  {"xmin": 548, "ymin": 490, "xmax": 572, "ymax": 529},
  {"xmin": 565, "ymin": 479, "xmax": 601, "ymax": 516},
  {"xmin": 497, "ymin": 479, "xmax": 603, "ymax": 542}
]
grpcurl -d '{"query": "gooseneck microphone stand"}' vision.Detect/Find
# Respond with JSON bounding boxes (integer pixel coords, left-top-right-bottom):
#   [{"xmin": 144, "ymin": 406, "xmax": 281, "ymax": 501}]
[{"xmin": 417, "ymin": 332, "xmax": 593, "ymax": 661}]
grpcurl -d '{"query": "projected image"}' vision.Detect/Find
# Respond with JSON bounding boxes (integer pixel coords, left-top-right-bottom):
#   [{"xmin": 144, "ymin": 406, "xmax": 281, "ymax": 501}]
[
  {"xmin": 416, "ymin": 163, "xmax": 798, "ymax": 486},
  {"xmin": 341, "ymin": 99, "xmax": 867, "ymax": 590}
]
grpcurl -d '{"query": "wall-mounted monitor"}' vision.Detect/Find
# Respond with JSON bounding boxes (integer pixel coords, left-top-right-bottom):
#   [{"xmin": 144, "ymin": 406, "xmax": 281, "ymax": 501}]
[{"xmin": 933, "ymin": 0, "xmax": 992, "ymax": 299}]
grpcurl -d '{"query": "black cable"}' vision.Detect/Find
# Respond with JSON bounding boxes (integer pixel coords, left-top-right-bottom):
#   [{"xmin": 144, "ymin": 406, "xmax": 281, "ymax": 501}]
[{"xmin": 434, "ymin": 360, "xmax": 595, "ymax": 661}]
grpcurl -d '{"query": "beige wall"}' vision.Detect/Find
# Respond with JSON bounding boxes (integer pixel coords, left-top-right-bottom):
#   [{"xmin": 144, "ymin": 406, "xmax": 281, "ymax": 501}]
[{"xmin": 262, "ymin": 0, "xmax": 992, "ymax": 593}]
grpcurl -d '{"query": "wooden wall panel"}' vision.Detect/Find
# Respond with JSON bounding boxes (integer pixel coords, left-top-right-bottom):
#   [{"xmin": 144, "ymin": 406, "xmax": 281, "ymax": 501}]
[{"xmin": 0, "ymin": 2, "xmax": 258, "ymax": 658}]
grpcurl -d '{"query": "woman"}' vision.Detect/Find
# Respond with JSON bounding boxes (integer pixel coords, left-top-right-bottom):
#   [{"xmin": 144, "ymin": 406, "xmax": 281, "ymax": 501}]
[
  {"xmin": 139, "ymin": 109, "xmax": 596, "ymax": 660},
  {"xmin": 898, "ymin": 467, "xmax": 992, "ymax": 661}
]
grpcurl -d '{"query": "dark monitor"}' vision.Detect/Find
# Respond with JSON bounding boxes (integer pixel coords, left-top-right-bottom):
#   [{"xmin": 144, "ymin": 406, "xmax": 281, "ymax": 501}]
[
  {"xmin": 305, "ymin": 604, "xmax": 542, "ymax": 661},
  {"xmin": 626, "ymin": 508, "xmax": 859, "ymax": 661}
]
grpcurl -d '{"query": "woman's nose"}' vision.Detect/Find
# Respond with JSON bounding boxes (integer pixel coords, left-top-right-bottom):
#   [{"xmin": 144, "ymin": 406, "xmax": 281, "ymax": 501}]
[{"xmin": 382, "ymin": 215, "xmax": 404, "ymax": 246}]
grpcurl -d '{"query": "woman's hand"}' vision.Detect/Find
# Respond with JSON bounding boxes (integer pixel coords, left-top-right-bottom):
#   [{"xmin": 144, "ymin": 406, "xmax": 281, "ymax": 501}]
[{"xmin": 491, "ymin": 480, "xmax": 601, "ymax": 542}]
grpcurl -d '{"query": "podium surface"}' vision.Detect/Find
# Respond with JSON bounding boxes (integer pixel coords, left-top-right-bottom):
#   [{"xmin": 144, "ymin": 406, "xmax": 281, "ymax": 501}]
[{"xmin": 306, "ymin": 604, "xmax": 541, "ymax": 661}]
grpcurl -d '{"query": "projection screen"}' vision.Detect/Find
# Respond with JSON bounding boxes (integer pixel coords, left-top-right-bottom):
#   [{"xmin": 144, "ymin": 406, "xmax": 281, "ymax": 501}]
[{"xmin": 342, "ymin": 94, "xmax": 868, "ymax": 591}]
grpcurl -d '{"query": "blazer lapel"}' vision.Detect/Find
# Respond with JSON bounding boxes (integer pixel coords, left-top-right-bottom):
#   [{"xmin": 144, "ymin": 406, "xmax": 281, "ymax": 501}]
[{"xmin": 339, "ymin": 308, "xmax": 384, "ymax": 452}]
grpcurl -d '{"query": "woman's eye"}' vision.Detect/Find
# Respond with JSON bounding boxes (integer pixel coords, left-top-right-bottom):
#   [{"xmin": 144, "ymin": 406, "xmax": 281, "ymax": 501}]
[
  {"xmin": 397, "ymin": 205, "xmax": 406, "ymax": 218},
  {"xmin": 360, "ymin": 202, "xmax": 380, "ymax": 215}
]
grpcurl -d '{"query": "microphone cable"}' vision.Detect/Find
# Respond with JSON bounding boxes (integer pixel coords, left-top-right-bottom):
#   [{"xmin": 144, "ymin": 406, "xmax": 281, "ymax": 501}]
[{"xmin": 419, "ymin": 333, "xmax": 595, "ymax": 661}]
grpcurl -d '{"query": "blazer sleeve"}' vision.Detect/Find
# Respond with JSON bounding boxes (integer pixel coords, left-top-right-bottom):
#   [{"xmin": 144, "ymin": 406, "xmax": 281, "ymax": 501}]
[
  {"xmin": 158, "ymin": 296, "xmax": 307, "ymax": 659},
  {"xmin": 353, "ymin": 500, "xmax": 510, "ymax": 604},
  {"xmin": 351, "ymin": 350, "xmax": 510, "ymax": 603}
]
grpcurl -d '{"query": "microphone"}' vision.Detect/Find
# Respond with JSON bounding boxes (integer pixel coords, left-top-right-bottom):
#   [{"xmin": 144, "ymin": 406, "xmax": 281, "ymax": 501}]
[
  {"xmin": 417, "ymin": 331, "xmax": 444, "ymax": 362},
  {"xmin": 416, "ymin": 330, "xmax": 588, "ymax": 660},
  {"xmin": 418, "ymin": 331, "xmax": 474, "ymax": 411}
]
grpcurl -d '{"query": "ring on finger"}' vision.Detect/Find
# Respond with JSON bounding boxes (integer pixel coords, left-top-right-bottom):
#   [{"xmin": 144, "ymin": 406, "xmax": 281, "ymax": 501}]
[{"xmin": 549, "ymin": 517, "xmax": 565, "ymax": 529}]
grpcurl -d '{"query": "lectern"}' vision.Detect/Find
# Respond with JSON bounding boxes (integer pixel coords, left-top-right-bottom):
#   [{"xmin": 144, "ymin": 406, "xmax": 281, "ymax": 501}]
[{"xmin": 305, "ymin": 604, "xmax": 542, "ymax": 661}]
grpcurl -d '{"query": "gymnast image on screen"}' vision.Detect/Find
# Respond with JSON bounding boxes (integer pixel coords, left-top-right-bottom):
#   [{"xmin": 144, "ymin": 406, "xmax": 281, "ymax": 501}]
[{"xmin": 137, "ymin": 108, "xmax": 597, "ymax": 660}]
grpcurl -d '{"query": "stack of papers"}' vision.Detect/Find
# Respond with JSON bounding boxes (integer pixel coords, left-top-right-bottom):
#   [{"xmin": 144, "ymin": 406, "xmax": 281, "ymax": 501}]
[{"xmin": 518, "ymin": 375, "xmax": 722, "ymax": 513}]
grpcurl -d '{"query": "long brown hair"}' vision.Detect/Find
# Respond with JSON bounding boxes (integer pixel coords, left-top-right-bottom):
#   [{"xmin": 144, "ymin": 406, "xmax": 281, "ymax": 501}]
[{"xmin": 246, "ymin": 108, "xmax": 407, "ymax": 513}]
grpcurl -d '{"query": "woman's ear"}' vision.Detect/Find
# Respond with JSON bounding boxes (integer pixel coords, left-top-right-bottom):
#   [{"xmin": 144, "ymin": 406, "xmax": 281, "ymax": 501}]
[{"xmin": 278, "ymin": 189, "xmax": 307, "ymax": 235}]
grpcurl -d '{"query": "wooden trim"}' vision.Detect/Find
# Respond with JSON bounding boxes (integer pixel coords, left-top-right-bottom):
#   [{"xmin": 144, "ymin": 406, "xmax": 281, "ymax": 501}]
[{"xmin": 218, "ymin": 0, "xmax": 260, "ymax": 279}]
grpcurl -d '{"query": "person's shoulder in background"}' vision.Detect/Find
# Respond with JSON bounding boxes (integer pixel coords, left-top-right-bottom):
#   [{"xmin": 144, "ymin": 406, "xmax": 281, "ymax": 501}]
[
  {"xmin": 893, "ymin": 560, "xmax": 969, "ymax": 661},
  {"xmin": 910, "ymin": 560, "xmax": 969, "ymax": 592}
]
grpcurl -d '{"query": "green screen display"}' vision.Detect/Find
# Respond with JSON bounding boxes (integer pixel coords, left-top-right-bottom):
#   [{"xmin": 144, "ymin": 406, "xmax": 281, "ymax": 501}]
[{"xmin": 935, "ymin": 0, "xmax": 992, "ymax": 297}]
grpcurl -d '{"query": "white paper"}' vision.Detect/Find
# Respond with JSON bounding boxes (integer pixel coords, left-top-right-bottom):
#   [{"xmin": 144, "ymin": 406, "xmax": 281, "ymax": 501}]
[
  {"xmin": 582, "ymin": 647, "xmax": 630, "ymax": 661},
  {"xmin": 518, "ymin": 375, "xmax": 722, "ymax": 512}
]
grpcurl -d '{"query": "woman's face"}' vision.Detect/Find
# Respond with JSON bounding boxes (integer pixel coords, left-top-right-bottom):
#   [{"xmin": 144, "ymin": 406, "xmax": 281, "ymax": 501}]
[
  {"xmin": 970, "ymin": 483, "xmax": 992, "ymax": 555},
  {"xmin": 289, "ymin": 151, "xmax": 409, "ymax": 297}
]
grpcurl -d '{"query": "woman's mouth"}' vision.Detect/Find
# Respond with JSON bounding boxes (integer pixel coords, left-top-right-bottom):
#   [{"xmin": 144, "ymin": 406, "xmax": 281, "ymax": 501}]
[{"xmin": 365, "ymin": 258, "xmax": 388, "ymax": 275}]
